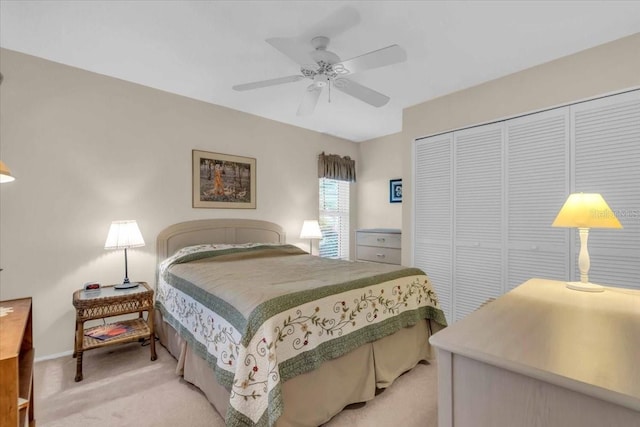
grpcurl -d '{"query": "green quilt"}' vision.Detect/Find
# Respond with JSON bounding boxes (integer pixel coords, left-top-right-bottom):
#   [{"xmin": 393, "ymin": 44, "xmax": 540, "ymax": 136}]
[{"xmin": 156, "ymin": 243, "xmax": 446, "ymax": 427}]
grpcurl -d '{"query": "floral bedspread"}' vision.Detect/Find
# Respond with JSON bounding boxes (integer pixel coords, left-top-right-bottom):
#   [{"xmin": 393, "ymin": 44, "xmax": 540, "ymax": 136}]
[{"xmin": 155, "ymin": 243, "xmax": 446, "ymax": 427}]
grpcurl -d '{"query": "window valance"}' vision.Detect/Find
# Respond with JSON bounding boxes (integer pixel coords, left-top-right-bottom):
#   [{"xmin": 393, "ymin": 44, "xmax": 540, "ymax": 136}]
[{"xmin": 317, "ymin": 152, "xmax": 356, "ymax": 182}]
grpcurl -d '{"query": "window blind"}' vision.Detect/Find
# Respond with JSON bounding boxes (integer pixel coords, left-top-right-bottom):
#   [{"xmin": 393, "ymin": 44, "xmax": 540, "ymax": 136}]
[{"xmin": 319, "ymin": 178, "xmax": 350, "ymax": 260}]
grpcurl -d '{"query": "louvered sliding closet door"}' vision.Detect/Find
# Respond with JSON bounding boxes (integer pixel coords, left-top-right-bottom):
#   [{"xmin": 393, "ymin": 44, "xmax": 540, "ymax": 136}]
[
  {"xmin": 572, "ymin": 91, "xmax": 640, "ymax": 289},
  {"xmin": 412, "ymin": 90, "xmax": 640, "ymax": 323},
  {"xmin": 414, "ymin": 134, "xmax": 453, "ymax": 322},
  {"xmin": 453, "ymin": 124, "xmax": 504, "ymax": 321},
  {"xmin": 505, "ymin": 109, "xmax": 570, "ymax": 291}
]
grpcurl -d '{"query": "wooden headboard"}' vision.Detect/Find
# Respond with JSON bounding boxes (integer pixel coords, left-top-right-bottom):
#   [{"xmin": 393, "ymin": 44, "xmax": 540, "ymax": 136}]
[{"xmin": 156, "ymin": 219, "xmax": 286, "ymax": 261}]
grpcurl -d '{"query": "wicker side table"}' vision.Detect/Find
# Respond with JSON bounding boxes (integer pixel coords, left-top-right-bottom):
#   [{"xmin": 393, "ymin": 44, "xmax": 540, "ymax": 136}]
[{"xmin": 72, "ymin": 282, "xmax": 157, "ymax": 382}]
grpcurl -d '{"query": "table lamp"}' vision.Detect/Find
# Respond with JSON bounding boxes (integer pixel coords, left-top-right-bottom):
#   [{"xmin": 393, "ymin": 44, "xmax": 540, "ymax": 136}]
[
  {"xmin": 0, "ymin": 160, "xmax": 16, "ymax": 183},
  {"xmin": 300, "ymin": 220, "xmax": 323, "ymax": 254},
  {"xmin": 104, "ymin": 220, "xmax": 145, "ymax": 289},
  {"xmin": 552, "ymin": 193, "xmax": 622, "ymax": 292}
]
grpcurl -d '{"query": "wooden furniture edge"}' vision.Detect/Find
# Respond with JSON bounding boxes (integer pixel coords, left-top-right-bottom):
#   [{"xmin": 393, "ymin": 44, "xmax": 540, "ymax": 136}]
[
  {"xmin": 429, "ymin": 279, "xmax": 640, "ymax": 413},
  {"xmin": 0, "ymin": 297, "xmax": 34, "ymax": 427}
]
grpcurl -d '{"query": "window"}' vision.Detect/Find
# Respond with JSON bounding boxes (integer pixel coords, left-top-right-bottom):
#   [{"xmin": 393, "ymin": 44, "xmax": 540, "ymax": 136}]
[{"xmin": 319, "ymin": 178, "xmax": 350, "ymax": 259}]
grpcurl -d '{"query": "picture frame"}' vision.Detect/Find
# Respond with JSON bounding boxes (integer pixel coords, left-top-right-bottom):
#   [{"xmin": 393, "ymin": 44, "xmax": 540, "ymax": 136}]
[
  {"xmin": 389, "ymin": 179, "xmax": 402, "ymax": 203},
  {"xmin": 192, "ymin": 150, "xmax": 256, "ymax": 209}
]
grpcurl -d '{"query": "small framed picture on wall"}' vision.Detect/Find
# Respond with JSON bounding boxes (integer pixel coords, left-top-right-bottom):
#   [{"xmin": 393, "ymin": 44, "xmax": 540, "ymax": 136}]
[
  {"xmin": 390, "ymin": 179, "xmax": 402, "ymax": 203},
  {"xmin": 192, "ymin": 150, "xmax": 256, "ymax": 209}
]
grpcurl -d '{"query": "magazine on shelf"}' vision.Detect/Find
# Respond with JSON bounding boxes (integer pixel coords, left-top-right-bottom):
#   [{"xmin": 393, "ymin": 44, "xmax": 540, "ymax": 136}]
[{"xmin": 85, "ymin": 322, "xmax": 133, "ymax": 341}]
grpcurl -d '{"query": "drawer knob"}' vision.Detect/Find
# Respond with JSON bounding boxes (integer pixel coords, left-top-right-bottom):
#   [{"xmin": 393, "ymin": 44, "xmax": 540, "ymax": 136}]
[{"xmin": 376, "ymin": 254, "xmax": 386, "ymax": 258}]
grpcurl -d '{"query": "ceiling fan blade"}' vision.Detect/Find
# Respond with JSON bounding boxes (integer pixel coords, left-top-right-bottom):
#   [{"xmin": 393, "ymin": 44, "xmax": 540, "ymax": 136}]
[
  {"xmin": 266, "ymin": 38, "xmax": 317, "ymax": 68},
  {"xmin": 333, "ymin": 78, "xmax": 390, "ymax": 107},
  {"xmin": 297, "ymin": 84, "xmax": 323, "ymax": 116},
  {"xmin": 334, "ymin": 45, "xmax": 407, "ymax": 76},
  {"xmin": 300, "ymin": 6, "xmax": 361, "ymax": 41},
  {"xmin": 232, "ymin": 75, "xmax": 304, "ymax": 91}
]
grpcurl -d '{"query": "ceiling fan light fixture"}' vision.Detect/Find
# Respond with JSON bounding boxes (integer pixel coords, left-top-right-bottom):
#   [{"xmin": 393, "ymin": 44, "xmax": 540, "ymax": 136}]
[{"xmin": 313, "ymin": 74, "xmax": 330, "ymax": 87}]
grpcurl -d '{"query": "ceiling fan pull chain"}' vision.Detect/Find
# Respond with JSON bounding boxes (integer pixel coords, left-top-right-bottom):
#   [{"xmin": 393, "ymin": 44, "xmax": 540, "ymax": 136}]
[{"xmin": 328, "ymin": 81, "xmax": 332, "ymax": 103}]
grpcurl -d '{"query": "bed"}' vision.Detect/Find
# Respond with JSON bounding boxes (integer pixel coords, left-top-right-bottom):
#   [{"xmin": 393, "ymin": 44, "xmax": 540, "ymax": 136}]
[{"xmin": 154, "ymin": 219, "xmax": 447, "ymax": 427}]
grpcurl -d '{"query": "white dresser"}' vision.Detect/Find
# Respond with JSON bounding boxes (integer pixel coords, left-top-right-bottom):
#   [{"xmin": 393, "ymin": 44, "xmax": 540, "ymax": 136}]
[
  {"xmin": 355, "ymin": 229, "xmax": 401, "ymax": 265},
  {"xmin": 429, "ymin": 278, "xmax": 640, "ymax": 427}
]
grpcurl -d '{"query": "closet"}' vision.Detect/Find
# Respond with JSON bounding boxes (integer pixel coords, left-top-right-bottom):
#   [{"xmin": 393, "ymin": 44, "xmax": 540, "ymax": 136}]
[{"xmin": 413, "ymin": 90, "xmax": 640, "ymax": 323}]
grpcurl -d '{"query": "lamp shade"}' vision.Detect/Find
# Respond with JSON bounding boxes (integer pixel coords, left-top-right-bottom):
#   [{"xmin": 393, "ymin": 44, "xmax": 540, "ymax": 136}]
[
  {"xmin": 552, "ymin": 193, "xmax": 622, "ymax": 229},
  {"xmin": 300, "ymin": 220, "xmax": 323, "ymax": 239},
  {"xmin": 0, "ymin": 161, "xmax": 16, "ymax": 183},
  {"xmin": 104, "ymin": 220, "xmax": 145, "ymax": 249}
]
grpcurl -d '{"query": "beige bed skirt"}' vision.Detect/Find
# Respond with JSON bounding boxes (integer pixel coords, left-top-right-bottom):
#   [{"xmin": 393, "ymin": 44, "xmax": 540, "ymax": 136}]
[{"xmin": 155, "ymin": 310, "xmax": 441, "ymax": 427}]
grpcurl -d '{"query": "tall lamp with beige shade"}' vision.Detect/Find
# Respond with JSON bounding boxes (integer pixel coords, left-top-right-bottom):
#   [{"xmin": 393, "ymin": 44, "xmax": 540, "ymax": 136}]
[
  {"xmin": 552, "ymin": 193, "xmax": 622, "ymax": 292},
  {"xmin": 0, "ymin": 74, "xmax": 14, "ymax": 183}
]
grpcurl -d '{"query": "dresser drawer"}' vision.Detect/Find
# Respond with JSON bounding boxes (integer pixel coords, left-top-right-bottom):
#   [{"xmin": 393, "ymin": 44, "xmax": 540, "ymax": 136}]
[
  {"xmin": 356, "ymin": 232, "xmax": 401, "ymax": 249},
  {"xmin": 356, "ymin": 245, "xmax": 401, "ymax": 265}
]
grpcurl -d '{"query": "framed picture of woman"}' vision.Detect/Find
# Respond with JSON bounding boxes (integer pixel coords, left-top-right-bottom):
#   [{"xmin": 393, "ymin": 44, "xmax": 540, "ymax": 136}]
[{"xmin": 192, "ymin": 150, "xmax": 256, "ymax": 209}]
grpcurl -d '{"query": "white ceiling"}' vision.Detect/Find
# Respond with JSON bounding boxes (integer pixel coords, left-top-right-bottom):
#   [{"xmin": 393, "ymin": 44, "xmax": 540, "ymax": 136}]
[{"xmin": 1, "ymin": 1, "xmax": 639, "ymax": 142}]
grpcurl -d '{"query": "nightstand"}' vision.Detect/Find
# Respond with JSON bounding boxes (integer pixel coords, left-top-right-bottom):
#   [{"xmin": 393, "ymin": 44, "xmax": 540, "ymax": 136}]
[{"xmin": 72, "ymin": 282, "xmax": 156, "ymax": 382}]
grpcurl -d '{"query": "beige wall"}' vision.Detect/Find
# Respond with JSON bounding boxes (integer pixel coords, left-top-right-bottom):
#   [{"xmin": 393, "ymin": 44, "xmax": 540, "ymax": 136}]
[
  {"xmin": 4, "ymin": 32, "xmax": 639, "ymax": 357},
  {"xmin": 0, "ymin": 49, "xmax": 358, "ymax": 358},
  {"xmin": 358, "ymin": 32, "xmax": 640, "ymax": 265},
  {"xmin": 356, "ymin": 132, "xmax": 403, "ymax": 230}
]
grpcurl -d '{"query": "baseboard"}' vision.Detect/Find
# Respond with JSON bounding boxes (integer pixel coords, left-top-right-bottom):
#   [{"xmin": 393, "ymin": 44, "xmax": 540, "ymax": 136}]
[{"xmin": 36, "ymin": 349, "xmax": 73, "ymax": 362}]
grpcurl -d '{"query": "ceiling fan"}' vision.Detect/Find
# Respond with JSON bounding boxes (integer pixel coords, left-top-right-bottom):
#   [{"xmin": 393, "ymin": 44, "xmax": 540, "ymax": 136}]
[{"xmin": 232, "ymin": 9, "xmax": 407, "ymax": 116}]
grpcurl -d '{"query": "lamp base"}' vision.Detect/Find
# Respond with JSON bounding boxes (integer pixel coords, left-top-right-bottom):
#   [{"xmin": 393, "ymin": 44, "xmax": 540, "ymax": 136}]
[
  {"xmin": 566, "ymin": 281, "xmax": 604, "ymax": 293},
  {"xmin": 114, "ymin": 281, "xmax": 139, "ymax": 290}
]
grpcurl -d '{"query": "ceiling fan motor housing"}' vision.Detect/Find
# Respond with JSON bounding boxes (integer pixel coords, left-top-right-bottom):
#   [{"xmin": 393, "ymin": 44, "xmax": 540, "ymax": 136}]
[{"xmin": 301, "ymin": 36, "xmax": 343, "ymax": 84}]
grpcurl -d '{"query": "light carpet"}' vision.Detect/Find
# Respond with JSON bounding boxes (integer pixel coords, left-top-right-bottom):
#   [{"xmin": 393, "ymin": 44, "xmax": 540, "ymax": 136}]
[{"xmin": 35, "ymin": 341, "xmax": 438, "ymax": 426}]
